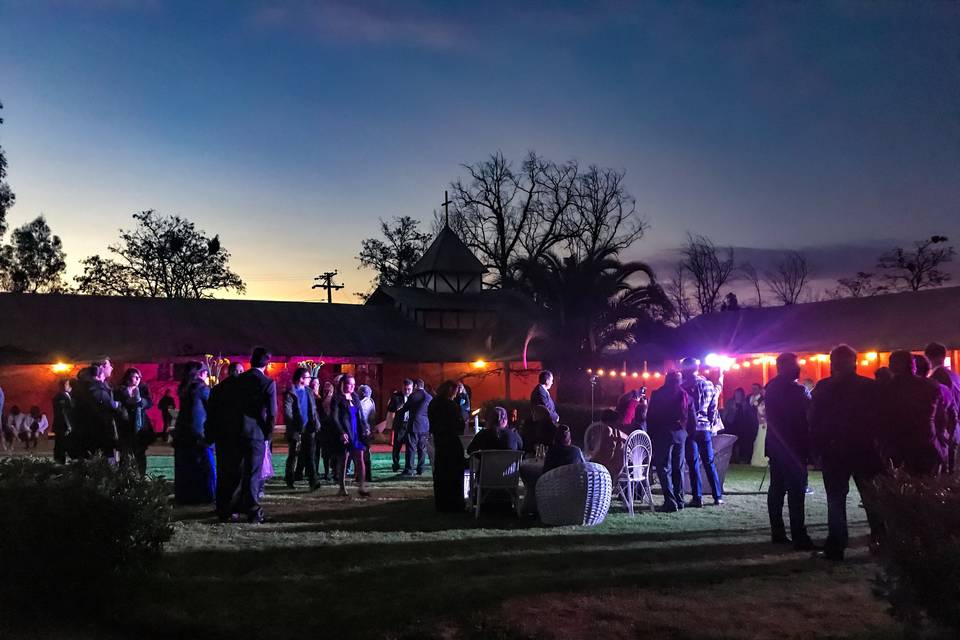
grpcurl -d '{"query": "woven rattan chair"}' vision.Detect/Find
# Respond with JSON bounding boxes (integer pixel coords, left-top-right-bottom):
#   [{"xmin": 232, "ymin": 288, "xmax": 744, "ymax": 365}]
[
  {"xmin": 536, "ymin": 462, "xmax": 612, "ymax": 526},
  {"xmin": 618, "ymin": 429, "xmax": 654, "ymax": 516}
]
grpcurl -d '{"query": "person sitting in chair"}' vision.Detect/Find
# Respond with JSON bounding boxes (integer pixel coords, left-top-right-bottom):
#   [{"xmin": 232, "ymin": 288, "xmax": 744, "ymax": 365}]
[
  {"xmin": 468, "ymin": 406, "xmax": 523, "ymax": 454},
  {"xmin": 542, "ymin": 424, "xmax": 585, "ymax": 473}
]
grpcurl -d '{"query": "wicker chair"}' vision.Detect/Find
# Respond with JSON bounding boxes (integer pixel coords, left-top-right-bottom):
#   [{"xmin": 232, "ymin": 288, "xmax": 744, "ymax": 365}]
[
  {"xmin": 618, "ymin": 429, "xmax": 654, "ymax": 516},
  {"xmin": 536, "ymin": 462, "xmax": 612, "ymax": 526}
]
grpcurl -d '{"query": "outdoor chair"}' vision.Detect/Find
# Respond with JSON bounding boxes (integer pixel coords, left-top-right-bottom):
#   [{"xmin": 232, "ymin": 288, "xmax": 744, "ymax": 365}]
[
  {"xmin": 617, "ymin": 429, "xmax": 654, "ymax": 516},
  {"xmin": 536, "ymin": 462, "xmax": 612, "ymax": 526},
  {"xmin": 469, "ymin": 449, "xmax": 524, "ymax": 519}
]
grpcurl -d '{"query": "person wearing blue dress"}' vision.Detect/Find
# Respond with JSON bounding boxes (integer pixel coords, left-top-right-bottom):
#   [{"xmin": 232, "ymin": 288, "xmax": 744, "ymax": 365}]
[
  {"xmin": 173, "ymin": 361, "xmax": 216, "ymax": 505},
  {"xmin": 331, "ymin": 375, "xmax": 370, "ymax": 497}
]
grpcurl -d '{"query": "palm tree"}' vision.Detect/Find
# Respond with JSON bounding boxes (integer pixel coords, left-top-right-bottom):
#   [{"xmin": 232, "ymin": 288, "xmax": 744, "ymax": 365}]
[{"xmin": 516, "ymin": 248, "xmax": 671, "ymax": 396}]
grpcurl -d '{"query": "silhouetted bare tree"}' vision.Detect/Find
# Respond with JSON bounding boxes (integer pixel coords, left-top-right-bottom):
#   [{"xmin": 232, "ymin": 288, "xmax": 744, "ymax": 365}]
[
  {"xmin": 877, "ymin": 235, "xmax": 954, "ymax": 292},
  {"xmin": 356, "ymin": 216, "xmax": 431, "ymax": 299},
  {"xmin": 665, "ymin": 262, "xmax": 694, "ymax": 325},
  {"xmin": 825, "ymin": 271, "xmax": 888, "ymax": 299},
  {"xmin": 739, "ymin": 262, "xmax": 764, "ymax": 307},
  {"xmin": 765, "ymin": 251, "xmax": 811, "ymax": 305},
  {"xmin": 565, "ymin": 165, "xmax": 647, "ymax": 261},
  {"xmin": 0, "ymin": 102, "xmax": 13, "ymax": 238},
  {"xmin": 679, "ymin": 234, "xmax": 735, "ymax": 314}
]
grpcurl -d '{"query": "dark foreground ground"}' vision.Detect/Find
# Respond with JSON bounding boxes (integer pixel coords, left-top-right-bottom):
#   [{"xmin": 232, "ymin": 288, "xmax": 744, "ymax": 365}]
[{"xmin": 5, "ymin": 443, "xmax": 899, "ymax": 639}]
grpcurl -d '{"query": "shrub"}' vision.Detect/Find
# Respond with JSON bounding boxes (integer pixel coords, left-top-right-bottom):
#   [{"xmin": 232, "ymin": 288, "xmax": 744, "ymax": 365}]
[
  {"xmin": 0, "ymin": 457, "xmax": 173, "ymax": 617},
  {"xmin": 871, "ymin": 469, "xmax": 960, "ymax": 634}
]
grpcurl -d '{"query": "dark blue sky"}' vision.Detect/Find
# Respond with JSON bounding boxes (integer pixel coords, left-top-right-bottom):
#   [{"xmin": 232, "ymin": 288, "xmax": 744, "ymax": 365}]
[{"xmin": 1, "ymin": 0, "xmax": 957, "ymax": 301}]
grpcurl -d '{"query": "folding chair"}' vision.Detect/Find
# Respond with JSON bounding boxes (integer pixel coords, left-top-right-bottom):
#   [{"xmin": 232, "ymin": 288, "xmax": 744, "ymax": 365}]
[{"xmin": 469, "ymin": 449, "xmax": 524, "ymax": 519}]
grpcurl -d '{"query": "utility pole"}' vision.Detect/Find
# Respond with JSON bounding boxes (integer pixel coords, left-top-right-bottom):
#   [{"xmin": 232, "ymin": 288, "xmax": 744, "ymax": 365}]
[{"xmin": 312, "ymin": 270, "xmax": 344, "ymax": 303}]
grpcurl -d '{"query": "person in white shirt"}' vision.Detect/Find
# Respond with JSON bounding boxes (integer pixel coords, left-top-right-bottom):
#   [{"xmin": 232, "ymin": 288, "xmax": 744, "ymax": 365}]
[
  {"xmin": 26, "ymin": 406, "xmax": 49, "ymax": 449},
  {"xmin": 5, "ymin": 406, "xmax": 28, "ymax": 449}
]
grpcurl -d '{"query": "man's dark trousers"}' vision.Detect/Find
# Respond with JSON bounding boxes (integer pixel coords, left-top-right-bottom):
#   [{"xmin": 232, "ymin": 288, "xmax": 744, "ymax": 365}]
[
  {"xmin": 405, "ymin": 431, "xmax": 427, "ymax": 474},
  {"xmin": 653, "ymin": 429, "xmax": 686, "ymax": 510},
  {"xmin": 286, "ymin": 433, "xmax": 317, "ymax": 487},
  {"xmin": 821, "ymin": 463, "xmax": 883, "ymax": 558},
  {"xmin": 686, "ymin": 430, "xmax": 722, "ymax": 502},
  {"xmin": 239, "ymin": 437, "xmax": 266, "ymax": 519},
  {"xmin": 767, "ymin": 454, "xmax": 809, "ymax": 542},
  {"xmin": 392, "ymin": 427, "xmax": 406, "ymax": 472},
  {"xmin": 215, "ymin": 441, "xmax": 241, "ymax": 518}
]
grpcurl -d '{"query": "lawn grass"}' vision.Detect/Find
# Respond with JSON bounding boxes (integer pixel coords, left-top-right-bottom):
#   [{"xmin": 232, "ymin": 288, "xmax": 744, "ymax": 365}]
[
  {"xmin": 108, "ymin": 453, "xmax": 898, "ymax": 639},
  {"xmin": 3, "ymin": 446, "xmax": 899, "ymax": 639}
]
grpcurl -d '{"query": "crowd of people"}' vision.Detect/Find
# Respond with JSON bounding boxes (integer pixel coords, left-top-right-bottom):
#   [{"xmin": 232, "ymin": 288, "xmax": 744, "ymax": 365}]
[
  {"xmin": 0, "ymin": 341, "xmax": 955, "ymax": 543},
  {"xmin": 644, "ymin": 342, "xmax": 959, "ymax": 561}
]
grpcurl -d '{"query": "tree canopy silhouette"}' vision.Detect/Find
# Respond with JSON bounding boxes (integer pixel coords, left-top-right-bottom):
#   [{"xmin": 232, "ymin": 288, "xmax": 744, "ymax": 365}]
[
  {"xmin": 0, "ymin": 215, "xmax": 67, "ymax": 293},
  {"xmin": 0, "ymin": 102, "xmax": 14, "ymax": 238},
  {"xmin": 75, "ymin": 210, "xmax": 245, "ymax": 298},
  {"xmin": 356, "ymin": 215, "xmax": 430, "ymax": 299}
]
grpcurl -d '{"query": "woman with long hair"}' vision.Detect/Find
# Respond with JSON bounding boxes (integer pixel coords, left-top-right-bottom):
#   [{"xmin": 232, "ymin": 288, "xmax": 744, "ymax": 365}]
[
  {"xmin": 428, "ymin": 380, "xmax": 466, "ymax": 512},
  {"xmin": 114, "ymin": 367, "xmax": 153, "ymax": 475},
  {"xmin": 330, "ymin": 375, "xmax": 370, "ymax": 497},
  {"xmin": 173, "ymin": 361, "xmax": 215, "ymax": 504}
]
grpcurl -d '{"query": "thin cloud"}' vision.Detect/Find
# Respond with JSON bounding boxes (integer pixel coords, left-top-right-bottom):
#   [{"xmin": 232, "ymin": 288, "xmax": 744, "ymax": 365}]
[{"xmin": 248, "ymin": 0, "xmax": 464, "ymax": 50}]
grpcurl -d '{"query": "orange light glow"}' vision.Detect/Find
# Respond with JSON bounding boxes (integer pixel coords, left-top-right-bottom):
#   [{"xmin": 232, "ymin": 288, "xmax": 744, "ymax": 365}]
[
  {"xmin": 816, "ymin": 354, "xmax": 828, "ymax": 362},
  {"xmin": 653, "ymin": 372, "xmax": 661, "ymax": 378},
  {"xmin": 642, "ymin": 372, "xmax": 651, "ymax": 379},
  {"xmin": 798, "ymin": 358, "xmax": 807, "ymax": 365},
  {"xmin": 866, "ymin": 352, "xmax": 878, "ymax": 361},
  {"xmin": 860, "ymin": 359, "xmax": 870, "ymax": 366},
  {"xmin": 631, "ymin": 372, "xmax": 639, "ymax": 378},
  {"xmin": 471, "ymin": 359, "xmax": 487, "ymax": 369},
  {"xmin": 752, "ymin": 358, "xmax": 762, "ymax": 365},
  {"xmin": 620, "ymin": 371, "xmax": 627, "ymax": 377},
  {"xmin": 731, "ymin": 363, "xmax": 741, "ymax": 370},
  {"xmin": 743, "ymin": 361, "xmax": 751, "ymax": 368},
  {"xmin": 609, "ymin": 370, "xmax": 617, "ymax": 377},
  {"xmin": 597, "ymin": 369, "xmax": 605, "ymax": 376},
  {"xmin": 51, "ymin": 362, "xmax": 72, "ymax": 374},
  {"xmin": 586, "ymin": 368, "xmax": 592, "ymax": 374}
]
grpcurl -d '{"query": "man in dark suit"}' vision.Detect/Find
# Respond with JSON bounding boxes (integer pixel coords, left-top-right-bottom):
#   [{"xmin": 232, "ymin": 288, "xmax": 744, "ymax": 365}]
[
  {"xmin": 388, "ymin": 379, "xmax": 414, "ymax": 473},
  {"xmin": 809, "ymin": 344, "xmax": 884, "ymax": 561},
  {"xmin": 764, "ymin": 353, "xmax": 817, "ymax": 550},
  {"xmin": 925, "ymin": 342, "xmax": 960, "ymax": 474},
  {"xmin": 52, "ymin": 378, "xmax": 74, "ymax": 464},
  {"xmin": 400, "ymin": 378, "xmax": 432, "ymax": 475},
  {"xmin": 646, "ymin": 371, "xmax": 688, "ymax": 513},
  {"xmin": 283, "ymin": 366, "xmax": 319, "ymax": 489},
  {"xmin": 529, "ymin": 370, "xmax": 559, "ymax": 453},
  {"xmin": 236, "ymin": 348, "xmax": 277, "ymax": 524},
  {"xmin": 83, "ymin": 357, "xmax": 120, "ymax": 461},
  {"xmin": 207, "ymin": 361, "xmax": 245, "ymax": 522}
]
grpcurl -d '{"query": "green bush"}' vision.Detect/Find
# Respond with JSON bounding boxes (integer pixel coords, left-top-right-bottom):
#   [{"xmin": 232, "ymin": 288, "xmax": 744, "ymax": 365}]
[
  {"xmin": 871, "ymin": 469, "xmax": 960, "ymax": 634},
  {"xmin": 0, "ymin": 457, "xmax": 173, "ymax": 616}
]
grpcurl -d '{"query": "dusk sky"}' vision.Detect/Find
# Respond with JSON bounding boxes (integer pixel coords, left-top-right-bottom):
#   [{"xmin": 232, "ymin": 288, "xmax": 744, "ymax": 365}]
[{"xmin": 1, "ymin": 0, "xmax": 958, "ymax": 302}]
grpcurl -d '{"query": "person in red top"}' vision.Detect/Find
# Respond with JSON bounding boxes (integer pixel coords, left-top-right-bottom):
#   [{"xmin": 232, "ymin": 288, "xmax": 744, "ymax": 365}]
[{"xmin": 883, "ymin": 351, "xmax": 950, "ymax": 475}]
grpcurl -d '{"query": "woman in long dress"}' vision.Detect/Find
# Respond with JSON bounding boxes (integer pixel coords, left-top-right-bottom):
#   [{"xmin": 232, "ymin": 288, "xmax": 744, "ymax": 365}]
[
  {"xmin": 173, "ymin": 362, "xmax": 216, "ymax": 504},
  {"xmin": 750, "ymin": 387, "xmax": 768, "ymax": 467},
  {"xmin": 429, "ymin": 380, "xmax": 466, "ymax": 513}
]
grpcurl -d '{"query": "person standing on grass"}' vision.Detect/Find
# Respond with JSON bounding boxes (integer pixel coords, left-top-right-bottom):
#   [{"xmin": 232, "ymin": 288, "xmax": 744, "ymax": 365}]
[
  {"xmin": 115, "ymin": 368, "xmax": 153, "ymax": 475},
  {"xmin": 763, "ymin": 353, "xmax": 817, "ymax": 551},
  {"xmin": 85, "ymin": 357, "xmax": 121, "ymax": 461},
  {"xmin": 924, "ymin": 342, "xmax": 960, "ymax": 474},
  {"xmin": 331, "ymin": 374, "xmax": 370, "ymax": 497},
  {"xmin": 400, "ymin": 378, "xmax": 432, "ymax": 476},
  {"xmin": 529, "ymin": 370, "xmax": 559, "ymax": 454},
  {"xmin": 207, "ymin": 361, "xmax": 245, "ymax": 522},
  {"xmin": 429, "ymin": 380, "xmax": 467, "ymax": 512},
  {"xmin": 52, "ymin": 379, "xmax": 75, "ymax": 464},
  {"xmin": 236, "ymin": 347, "xmax": 277, "ymax": 524},
  {"xmin": 316, "ymin": 380, "xmax": 337, "ymax": 481},
  {"xmin": 386, "ymin": 380, "xmax": 413, "ymax": 473},
  {"xmin": 882, "ymin": 351, "xmax": 951, "ymax": 475},
  {"xmin": 283, "ymin": 367, "xmax": 318, "ymax": 490},
  {"xmin": 681, "ymin": 357, "xmax": 724, "ymax": 507},
  {"xmin": 173, "ymin": 362, "xmax": 215, "ymax": 505},
  {"xmin": 646, "ymin": 371, "xmax": 689, "ymax": 513},
  {"xmin": 357, "ymin": 384, "xmax": 375, "ymax": 483},
  {"xmin": 809, "ymin": 344, "xmax": 885, "ymax": 562},
  {"xmin": 157, "ymin": 389, "xmax": 176, "ymax": 443}
]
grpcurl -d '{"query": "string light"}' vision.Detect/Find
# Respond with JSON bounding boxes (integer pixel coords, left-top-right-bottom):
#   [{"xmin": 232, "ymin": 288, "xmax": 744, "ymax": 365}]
[
  {"xmin": 609, "ymin": 370, "xmax": 617, "ymax": 377},
  {"xmin": 742, "ymin": 361, "xmax": 751, "ymax": 368},
  {"xmin": 798, "ymin": 358, "xmax": 807, "ymax": 365},
  {"xmin": 816, "ymin": 354, "xmax": 828, "ymax": 362},
  {"xmin": 586, "ymin": 368, "xmax": 592, "ymax": 374},
  {"xmin": 597, "ymin": 369, "xmax": 604, "ymax": 376},
  {"xmin": 631, "ymin": 372, "xmax": 639, "ymax": 378},
  {"xmin": 620, "ymin": 371, "xmax": 627, "ymax": 377},
  {"xmin": 642, "ymin": 372, "xmax": 651, "ymax": 379},
  {"xmin": 653, "ymin": 372, "xmax": 661, "ymax": 378}
]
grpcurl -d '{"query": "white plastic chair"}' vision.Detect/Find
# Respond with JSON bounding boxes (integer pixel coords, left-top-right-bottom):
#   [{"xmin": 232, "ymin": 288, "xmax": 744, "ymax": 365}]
[
  {"xmin": 469, "ymin": 449, "xmax": 524, "ymax": 519},
  {"xmin": 618, "ymin": 429, "xmax": 654, "ymax": 515}
]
